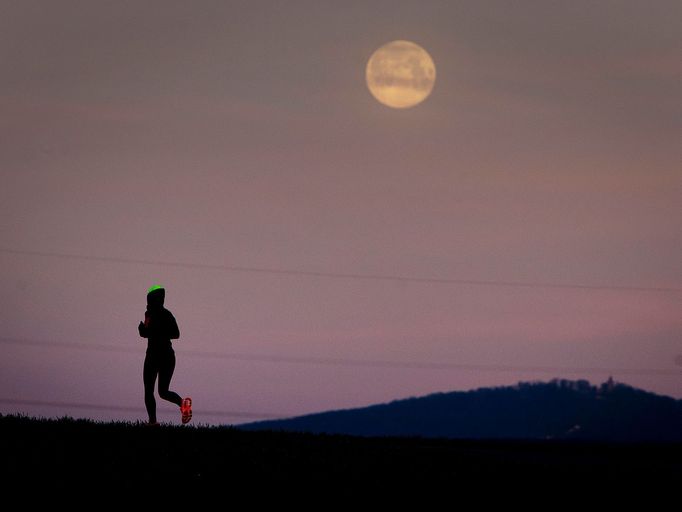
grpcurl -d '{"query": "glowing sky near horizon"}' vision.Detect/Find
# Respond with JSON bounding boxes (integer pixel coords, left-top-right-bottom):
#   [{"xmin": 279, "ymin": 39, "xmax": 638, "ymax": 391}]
[{"xmin": 0, "ymin": 1, "xmax": 681, "ymax": 425}]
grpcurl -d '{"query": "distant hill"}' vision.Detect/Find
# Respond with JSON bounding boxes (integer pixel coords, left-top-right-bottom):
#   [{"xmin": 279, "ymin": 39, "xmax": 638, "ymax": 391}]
[{"xmin": 240, "ymin": 378, "xmax": 682, "ymax": 442}]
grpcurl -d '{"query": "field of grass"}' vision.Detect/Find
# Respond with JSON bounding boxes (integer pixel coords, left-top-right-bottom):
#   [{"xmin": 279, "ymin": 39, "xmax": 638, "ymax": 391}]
[{"xmin": 2, "ymin": 414, "xmax": 680, "ymax": 499}]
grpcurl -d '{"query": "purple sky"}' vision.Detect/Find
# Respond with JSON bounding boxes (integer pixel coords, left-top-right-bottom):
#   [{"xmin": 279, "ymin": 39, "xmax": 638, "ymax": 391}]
[{"xmin": 1, "ymin": 1, "xmax": 681, "ymax": 425}]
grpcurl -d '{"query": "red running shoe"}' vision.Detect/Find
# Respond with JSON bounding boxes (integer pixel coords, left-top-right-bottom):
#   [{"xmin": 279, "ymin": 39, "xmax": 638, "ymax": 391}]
[{"xmin": 181, "ymin": 397, "xmax": 192, "ymax": 424}]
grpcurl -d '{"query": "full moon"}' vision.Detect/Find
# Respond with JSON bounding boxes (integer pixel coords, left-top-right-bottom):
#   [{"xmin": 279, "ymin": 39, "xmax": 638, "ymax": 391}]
[{"xmin": 366, "ymin": 40, "xmax": 436, "ymax": 109}]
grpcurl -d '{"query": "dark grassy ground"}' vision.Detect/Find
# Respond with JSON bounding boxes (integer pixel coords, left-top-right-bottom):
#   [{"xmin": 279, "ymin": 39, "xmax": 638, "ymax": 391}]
[{"xmin": 2, "ymin": 414, "xmax": 680, "ymax": 500}]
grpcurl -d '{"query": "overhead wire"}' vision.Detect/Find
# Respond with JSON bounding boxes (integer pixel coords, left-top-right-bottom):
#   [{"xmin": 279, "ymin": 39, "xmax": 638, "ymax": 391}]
[
  {"xmin": 2, "ymin": 336, "xmax": 680, "ymax": 377},
  {"xmin": 0, "ymin": 398, "xmax": 281, "ymax": 419},
  {"xmin": 2, "ymin": 247, "xmax": 681, "ymax": 293}
]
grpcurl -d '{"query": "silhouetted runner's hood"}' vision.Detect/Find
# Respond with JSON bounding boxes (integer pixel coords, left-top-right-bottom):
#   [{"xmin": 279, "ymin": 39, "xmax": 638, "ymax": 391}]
[
  {"xmin": 147, "ymin": 286, "xmax": 165, "ymax": 309},
  {"xmin": 141, "ymin": 285, "xmax": 179, "ymax": 350}
]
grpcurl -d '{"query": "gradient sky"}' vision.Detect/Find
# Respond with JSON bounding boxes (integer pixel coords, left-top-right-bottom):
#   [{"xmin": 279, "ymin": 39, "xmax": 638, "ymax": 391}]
[{"xmin": 1, "ymin": 1, "xmax": 681, "ymax": 425}]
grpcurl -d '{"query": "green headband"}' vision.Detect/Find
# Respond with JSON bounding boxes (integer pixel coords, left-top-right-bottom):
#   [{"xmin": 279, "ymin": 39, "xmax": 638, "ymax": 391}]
[{"xmin": 147, "ymin": 284, "xmax": 164, "ymax": 294}]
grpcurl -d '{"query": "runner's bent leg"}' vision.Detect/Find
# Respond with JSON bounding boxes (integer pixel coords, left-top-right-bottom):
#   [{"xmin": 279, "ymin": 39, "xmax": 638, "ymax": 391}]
[{"xmin": 158, "ymin": 350, "xmax": 182, "ymax": 407}]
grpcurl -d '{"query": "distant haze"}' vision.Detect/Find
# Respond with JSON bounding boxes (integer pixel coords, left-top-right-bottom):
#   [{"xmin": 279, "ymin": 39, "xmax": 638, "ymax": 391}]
[{"xmin": 1, "ymin": 1, "xmax": 681, "ymax": 425}]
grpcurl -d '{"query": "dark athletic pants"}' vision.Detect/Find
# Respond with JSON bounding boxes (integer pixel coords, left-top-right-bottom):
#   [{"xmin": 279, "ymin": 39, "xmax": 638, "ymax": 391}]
[{"xmin": 144, "ymin": 349, "xmax": 182, "ymax": 423}]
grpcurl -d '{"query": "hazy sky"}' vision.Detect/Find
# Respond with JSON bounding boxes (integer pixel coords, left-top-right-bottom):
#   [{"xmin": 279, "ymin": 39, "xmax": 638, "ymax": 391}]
[{"xmin": 1, "ymin": 1, "xmax": 681, "ymax": 425}]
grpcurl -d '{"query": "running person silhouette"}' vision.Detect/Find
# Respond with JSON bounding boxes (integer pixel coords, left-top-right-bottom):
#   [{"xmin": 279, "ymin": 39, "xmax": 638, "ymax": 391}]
[{"xmin": 138, "ymin": 285, "xmax": 192, "ymax": 425}]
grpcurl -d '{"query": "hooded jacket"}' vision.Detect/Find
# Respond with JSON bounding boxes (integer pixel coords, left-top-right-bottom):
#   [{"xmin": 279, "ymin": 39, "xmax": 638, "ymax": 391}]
[{"xmin": 138, "ymin": 287, "xmax": 180, "ymax": 353}]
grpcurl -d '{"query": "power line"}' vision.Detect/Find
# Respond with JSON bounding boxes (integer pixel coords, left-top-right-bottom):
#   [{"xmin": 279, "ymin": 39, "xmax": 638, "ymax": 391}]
[
  {"xmin": 2, "ymin": 247, "xmax": 680, "ymax": 293},
  {"xmin": 0, "ymin": 398, "xmax": 282, "ymax": 419},
  {"xmin": 3, "ymin": 336, "xmax": 680, "ymax": 377},
  {"xmin": 180, "ymin": 351, "xmax": 682, "ymax": 377},
  {"xmin": 0, "ymin": 337, "xmax": 141, "ymax": 354}
]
